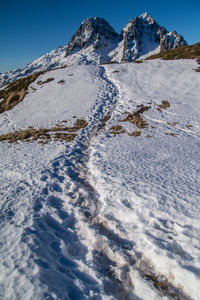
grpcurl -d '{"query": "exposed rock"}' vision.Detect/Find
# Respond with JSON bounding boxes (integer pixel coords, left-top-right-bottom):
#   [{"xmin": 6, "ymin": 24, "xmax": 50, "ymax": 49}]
[
  {"xmin": 112, "ymin": 12, "xmax": 187, "ymax": 62},
  {"xmin": 0, "ymin": 13, "xmax": 187, "ymax": 88},
  {"xmin": 65, "ymin": 17, "xmax": 119, "ymax": 56}
]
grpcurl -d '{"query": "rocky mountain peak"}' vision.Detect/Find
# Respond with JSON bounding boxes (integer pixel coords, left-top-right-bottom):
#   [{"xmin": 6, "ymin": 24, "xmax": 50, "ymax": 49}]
[
  {"xmin": 65, "ymin": 17, "xmax": 119, "ymax": 56},
  {"xmin": 0, "ymin": 13, "xmax": 188, "ymax": 87},
  {"xmin": 116, "ymin": 12, "xmax": 187, "ymax": 62}
]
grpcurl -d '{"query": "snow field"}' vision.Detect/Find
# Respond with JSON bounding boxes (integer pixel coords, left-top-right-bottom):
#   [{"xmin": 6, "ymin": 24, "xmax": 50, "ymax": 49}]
[
  {"xmin": 88, "ymin": 59, "xmax": 200, "ymax": 299},
  {"xmin": 0, "ymin": 63, "xmax": 120, "ymax": 299},
  {"xmin": 0, "ymin": 59, "xmax": 200, "ymax": 299}
]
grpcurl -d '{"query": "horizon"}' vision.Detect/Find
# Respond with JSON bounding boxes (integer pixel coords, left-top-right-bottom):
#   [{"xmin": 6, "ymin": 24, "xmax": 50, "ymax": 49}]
[{"xmin": 1, "ymin": 0, "xmax": 200, "ymax": 73}]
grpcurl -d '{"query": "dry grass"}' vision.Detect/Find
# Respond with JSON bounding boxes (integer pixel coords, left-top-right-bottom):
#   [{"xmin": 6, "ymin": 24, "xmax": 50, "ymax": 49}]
[
  {"xmin": 57, "ymin": 79, "xmax": 65, "ymax": 84},
  {"xmin": 66, "ymin": 119, "xmax": 88, "ymax": 132},
  {"xmin": 37, "ymin": 78, "xmax": 54, "ymax": 85},
  {"xmin": 53, "ymin": 133, "xmax": 77, "ymax": 141},
  {"xmin": 157, "ymin": 101, "xmax": 170, "ymax": 112},
  {"xmin": 109, "ymin": 125, "xmax": 126, "ymax": 135},
  {"xmin": 101, "ymin": 61, "xmax": 118, "ymax": 65},
  {"xmin": 99, "ymin": 115, "xmax": 111, "ymax": 130},
  {"xmin": 147, "ymin": 42, "xmax": 200, "ymax": 72},
  {"xmin": 129, "ymin": 130, "xmax": 141, "ymax": 136},
  {"xmin": 119, "ymin": 105, "xmax": 150, "ymax": 128},
  {"xmin": 0, "ymin": 72, "xmax": 43, "ymax": 113},
  {"xmin": 134, "ymin": 60, "xmax": 143, "ymax": 64},
  {"xmin": 167, "ymin": 122, "xmax": 177, "ymax": 126},
  {"xmin": 0, "ymin": 118, "xmax": 87, "ymax": 144}
]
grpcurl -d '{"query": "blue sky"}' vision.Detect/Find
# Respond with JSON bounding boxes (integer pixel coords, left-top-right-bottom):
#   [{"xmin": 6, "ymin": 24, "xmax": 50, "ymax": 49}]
[{"xmin": 0, "ymin": 0, "xmax": 199, "ymax": 73}]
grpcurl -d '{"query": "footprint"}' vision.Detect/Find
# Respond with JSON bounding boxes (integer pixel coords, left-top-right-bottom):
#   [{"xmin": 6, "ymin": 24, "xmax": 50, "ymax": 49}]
[
  {"xmin": 50, "ymin": 241, "xmax": 61, "ymax": 253},
  {"xmin": 49, "ymin": 182, "xmax": 63, "ymax": 193},
  {"xmin": 48, "ymin": 195, "xmax": 63, "ymax": 209},
  {"xmin": 34, "ymin": 259, "xmax": 49, "ymax": 269}
]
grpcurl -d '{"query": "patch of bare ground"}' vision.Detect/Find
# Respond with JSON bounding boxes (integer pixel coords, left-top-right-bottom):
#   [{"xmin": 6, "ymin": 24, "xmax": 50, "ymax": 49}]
[
  {"xmin": 119, "ymin": 104, "xmax": 150, "ymax": 129},
  {"xmin": 57, "ymin": 79, "xmax": 65, "ymax": 84},
  {"xmin": 91, "ymin": 216, "xmax": 191, "ymax": 300},
  {"xmin": 147, "ymin": 42, "xmax": 200, "ymax": 72},
  {"xmin": 134, "ymin": 257, "xmax": 192, "ymax": 300},
  {"xmin": 0, "ymin": 71, "xmax": 43, "ymax": 114},
  {"xmin": 37, "ymin": 77, "xmax": 54, "ymax": 85},
  {"xmin": 101, "ymin": 61, "xmax": 118, "ymax": 65},
  {"xmin": 167, "ymin": 122, "xmax": 177, "ymax": 126},
  {"xmin": 99, "ymin": 115, "xmax": 111, "ymax": 130},
  {"xmin": 157, "ymin": 100, "xmax": 170, "ymax": 111},
  {"xmin": 109, "ymin": 125, "xmax": 126, "ymax": 135},
  {"xmin": 134, "ymin": 60, "xmax": 143, "ymax": 64},
  {"xmin": 128, "ymin": 130, "xmax": 141, "ymax": 137},
  {"xmin": 165, "ymin": 132, "xmax": 176, "ymax": 136},
  {"xmin": 0, "ymin": 118, "xmax": 88, "ymax": 144}
]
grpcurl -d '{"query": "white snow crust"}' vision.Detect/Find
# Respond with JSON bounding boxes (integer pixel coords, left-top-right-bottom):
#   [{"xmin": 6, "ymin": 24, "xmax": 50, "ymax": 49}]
[{"xmin": 0, "ymin": 58, "xmax": 200, "ymax": 299}]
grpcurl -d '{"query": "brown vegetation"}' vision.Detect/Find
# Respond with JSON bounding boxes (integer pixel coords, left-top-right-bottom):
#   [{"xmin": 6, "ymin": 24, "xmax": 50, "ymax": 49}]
[
  {"xmin": 147, "ymin": 42, "xmax": 200, "ymax": 72},
  {"xmin": 0, "ymin": 72, "xmax": 43, "ymax": 113},
  {"xmin": 109, "ymin": 125, "xmax": 126, "ymax": 135},
  {"xmin": 57, "ymin": 79, "xmax": 65, "ymax": 84},
  {"xmin": 119, "ymin": 105, "xmax": 150, "ymax": 128},
  {"xmin": 0, "ymin": 118, "xmax": 87, "ymax": 144},
  {"xmin": 128, "ymin": 130, "xmax": 141, "ymax": 136},
  {"xmin": 157, "ymin": 100, "xmax": 170, "ymax": 111},
  {"xmin": 167, "ymin": 122, "xmax": 177, "ymax": 126},
  {"xmin": 134, "ymin": 60, "xmax": 143, "ymax": 64},
  {"xmin": 99, "ymin": 115, "xmax": 111, "ymax": 130},
  {"xmin": 37, "ymin": 78, "xmax": 54, "ymax": 85}
]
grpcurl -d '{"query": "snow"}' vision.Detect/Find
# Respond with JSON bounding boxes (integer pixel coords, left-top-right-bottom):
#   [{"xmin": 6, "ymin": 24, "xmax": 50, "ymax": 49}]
[
  {"xmin": 139, "ymin": 45, "xmax": 160, "ymax": 59},
  {"xmin": 89, "ymin": 59, "xmax": 200, "ymax": 299},
  {"xmin": 0, "ymin": 58, "xmax": 200, "ymax": 299},
  {"xmin": 0, "ymin": 65, "xmax": 101, "ymax": 134}
]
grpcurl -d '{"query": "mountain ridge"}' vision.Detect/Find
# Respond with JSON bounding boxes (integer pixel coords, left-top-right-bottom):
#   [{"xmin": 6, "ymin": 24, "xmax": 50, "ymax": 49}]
[{"xmin": 0, "ymin": 13, "xmax": 187, "ymax": 87}]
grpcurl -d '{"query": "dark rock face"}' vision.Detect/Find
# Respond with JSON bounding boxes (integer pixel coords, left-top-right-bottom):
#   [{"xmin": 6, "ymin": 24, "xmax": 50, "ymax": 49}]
[
  {"xmin": 0, "ymin": 13, "xmax": 188, "ymax": 88},
  {"xmin": 121, "ymin": 13, "xmax": 187, "ymax": 61},
  {"xmin": 160, "ymin": 30, "xmax": 187, "ymax": 51},
  {"xmin": 65, "ymin": 17, "xmax": 120, "ymax": 56},
  {"xmin": 65, "ymin": 13, "xmax": 187, "ymax": 62}
]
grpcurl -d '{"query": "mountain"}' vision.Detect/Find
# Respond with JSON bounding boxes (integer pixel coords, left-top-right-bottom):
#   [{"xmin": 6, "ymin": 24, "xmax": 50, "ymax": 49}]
[
  {"xmin": 65, "ymin": 17, "xmax": 119, "ymax": 56},
  {"xmin": 110, "ymin": 12, "xmax": 187, "ymax": 61},
  {"xmin": 0, "ymin": 13, "xmax": 187, "ymax": 87}
]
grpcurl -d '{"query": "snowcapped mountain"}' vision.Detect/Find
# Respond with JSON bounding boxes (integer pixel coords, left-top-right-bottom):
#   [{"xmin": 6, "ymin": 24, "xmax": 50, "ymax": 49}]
[
  {"xmin": 111, "ymin": 12, "xmax": 187, "ymax": 61},
  {"xmin": 65, "ymin": 17, "xmax": 119, "ymax": 56},
  {"xmin": 0, "ymin": 13, "xmax": 187, "ymax": 88}
]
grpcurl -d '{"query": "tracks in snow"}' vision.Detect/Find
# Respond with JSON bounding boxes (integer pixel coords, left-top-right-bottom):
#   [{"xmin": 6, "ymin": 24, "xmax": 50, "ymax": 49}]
[
  {"xmin": 12, "ymin": 64, "xmax": 193, "ymax": 299},
  {"xmin": 21, "ymin": 65, "xmax": 121, "ymax": 299}
]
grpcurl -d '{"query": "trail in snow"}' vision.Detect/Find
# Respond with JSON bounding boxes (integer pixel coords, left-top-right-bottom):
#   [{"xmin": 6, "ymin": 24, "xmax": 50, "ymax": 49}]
[
  {"xmin": 1, "ymin": 60, "xmax": 200, "ymax": 300},
  {"xmin": 88, "ymin": 59, "xmax": 200, "ymax": 299},
  {"xmin": 22, "ymin": 65, "xmax": 120, "ymax": 299},
  {"xmin": 0, "ymin": 63, "xmax": 123, "ymax": 300}
]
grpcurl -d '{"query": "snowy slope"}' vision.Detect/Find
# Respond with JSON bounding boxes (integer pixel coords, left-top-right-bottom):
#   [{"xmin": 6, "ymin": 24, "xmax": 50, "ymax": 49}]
[
  {"xmin": 89, "ymin": 59, "xmax": 200, "ymax": 299},
  {"xmin": 0, "ymin": 56, "xmax": 200, "ymax": 299}
]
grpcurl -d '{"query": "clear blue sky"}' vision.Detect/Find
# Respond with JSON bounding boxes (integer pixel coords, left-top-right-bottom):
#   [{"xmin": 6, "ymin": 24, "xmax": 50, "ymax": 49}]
[{"xmin": 0, "ymin": 0, "xmax": 199, "ymax": 73}]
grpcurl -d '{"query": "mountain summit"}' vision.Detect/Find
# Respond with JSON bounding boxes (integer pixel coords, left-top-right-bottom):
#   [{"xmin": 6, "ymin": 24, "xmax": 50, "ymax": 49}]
[
  {"xmin": 109, "ymin": 12, "xmax": 187, "ymax": 61},
  {"xmin": 0, "ymin": 13, "xmax": 187, "ymax": 87},
  {"xmin": 65, "ymin": 13, "xmax": 187, "ymax": 62},
  {"xmin": 65, "ymin": 17, "xmax": 119, "ymax": 56}
]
